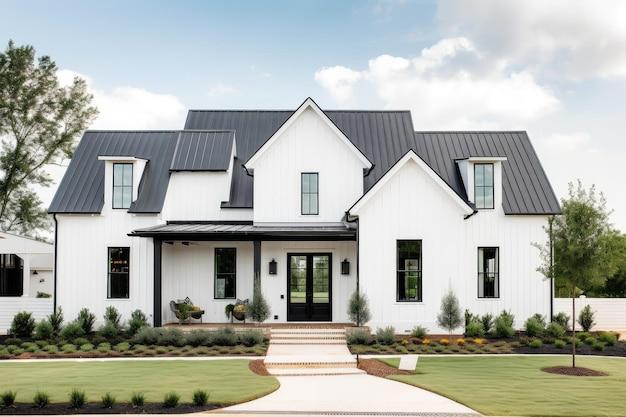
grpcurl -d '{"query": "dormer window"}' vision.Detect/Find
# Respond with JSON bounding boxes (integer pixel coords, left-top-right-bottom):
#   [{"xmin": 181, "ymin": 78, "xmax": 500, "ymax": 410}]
[
  {"xmin": 301, "ymin": 172, "xmax": 319, "ymax": 215},
  {"xmin": 113, "ymin": 163, "xmax": 133, "ymax": 209},
  {"xmin": 474, "ymin": 163, "xmax": 494, "ymax": 209}
]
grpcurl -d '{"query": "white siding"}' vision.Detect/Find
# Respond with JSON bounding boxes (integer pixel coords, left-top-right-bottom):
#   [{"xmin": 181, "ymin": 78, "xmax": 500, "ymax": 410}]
[
  {"xmin": 0, "ymin": 298, "xmax": 53, "ymax": 334},
  {"xmin": 554, "ymin": 297, "xmax": 626, "ymax": 331},
  {"xmin": 356, "ymin": 158, "xmax": 550, "ymax": 333},
  {"xmin": 252, "ymin": 107, "xmax": 365, "ymax": 224}
]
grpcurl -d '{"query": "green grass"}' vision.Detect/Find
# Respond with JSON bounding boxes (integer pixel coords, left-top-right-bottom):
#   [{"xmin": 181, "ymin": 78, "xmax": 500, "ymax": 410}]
[
  {"xmin": 382, "ymin": 356, "xmax": 626, "ymax": 416},
  {"xmin": 0, "ymin": 359, "xmax": 278, "ymax": 405}
]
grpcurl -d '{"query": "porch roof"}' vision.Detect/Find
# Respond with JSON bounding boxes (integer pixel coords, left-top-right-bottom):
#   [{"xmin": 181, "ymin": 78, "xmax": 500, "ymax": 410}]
[{"xmin": 129, "ymin": 222, "xmax": 356, "ymax": 241}]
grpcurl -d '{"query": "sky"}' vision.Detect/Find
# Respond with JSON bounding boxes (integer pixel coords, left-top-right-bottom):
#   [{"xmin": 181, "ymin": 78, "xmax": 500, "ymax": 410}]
[{"xmin": 2, "ymin": 0, "xmax": 626, "ymax": 231}]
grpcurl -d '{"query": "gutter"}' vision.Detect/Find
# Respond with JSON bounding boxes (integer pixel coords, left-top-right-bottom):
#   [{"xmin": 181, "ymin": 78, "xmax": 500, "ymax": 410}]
[
  {"xmin": 242, "ymin": 164, "xmax": 253, "ymax": 177},
  {"xmin": 463, "ymin": 210, "xmax": 478, "ymax": 220},
  {"xmin": 53, "ymin": 214, "xmax": 58, "ymax": 313},
  {"xmin": 364, "ymin": 164, "xmax": 376, "ymax": 177}
]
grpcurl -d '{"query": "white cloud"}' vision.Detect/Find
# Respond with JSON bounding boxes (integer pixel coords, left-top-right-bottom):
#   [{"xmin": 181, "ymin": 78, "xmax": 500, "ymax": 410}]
[
  {"xmin": 315, "ymin": 38, "xmax": 558, "ymax": 129},
  {"xmin": 207, "ymin": 83, "xmax": 238, "ymax": 97},
  {"xmin": 57, "ymin": 69, "xmax": 186, "ymax": 130},
  {"xmin": 437, "ymin": 0, "xmax": 626, "ymax": 79}
]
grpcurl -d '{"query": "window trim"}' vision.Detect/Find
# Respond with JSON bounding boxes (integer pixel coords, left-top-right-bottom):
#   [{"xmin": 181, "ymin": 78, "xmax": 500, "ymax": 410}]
[
  {"xmin": 301, "ymin": 172, "xmax": 319, "ymax": 215},
  {"xmin": 107, "ymin": 246, "xmax": 130, "ymax": 299},
  {"xmin": 112, "ymin": 163, "xmax": 133, "ymax": 209},
  {"xmin": 477, "ymin": 246, "xmax": 499, "ymax": 299},
  {"xmin": 474, "ymin": 163, "xmax": 494, "ymax": 210},
  {"xmin": 214, "ymin": 247, "xmax": 237, "ymax": 300},
  {"xmin": 0, "ymin": 254, "xmax": 24, "ymax": 297},
  {"xmin": 396, "ymin": 239, "xmax": 423, "ymax": 302}
]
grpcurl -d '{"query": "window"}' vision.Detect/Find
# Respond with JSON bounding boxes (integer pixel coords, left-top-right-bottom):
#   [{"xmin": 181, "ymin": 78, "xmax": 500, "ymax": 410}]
[
  {"xmin": 108, "ymin": 247, "xmax": 129, "ymax": 299},
  {"xmin": 215, "ymin": 248, "xmax": 236, "ymax": 299},
  {"xmin": 474, "ymin": 163, "xmax": 494, "ymax": 209},
  {"xmin": 113, "ymin": 163, "xmax": 133, "ymax": 209},
  {"xmin": 396, "ymin": 240, "xmax": 422, "ymax": 302},
  {"xmin": 0, "ymin": 254, "xmax": 23, "ymax": 297},
  {"xmin": 478, "ymin": 247, "xmax": 499, "ymax": 298},
  {"xmin": 301, "ymin": 173, "xmax": 319, "ymax": 215}
]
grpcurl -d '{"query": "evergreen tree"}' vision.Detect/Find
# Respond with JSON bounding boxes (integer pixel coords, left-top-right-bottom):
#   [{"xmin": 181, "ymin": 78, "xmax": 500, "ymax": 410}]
[{"xmin": 437, "ymin": 290, "xmax": 462, "ymax": 336}]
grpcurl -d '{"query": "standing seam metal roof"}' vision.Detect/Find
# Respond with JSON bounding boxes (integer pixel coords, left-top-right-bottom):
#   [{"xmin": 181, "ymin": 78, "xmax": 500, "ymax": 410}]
[{"xmin": 170, "ymin": 130, "xmax": 235, "ymax": 171}]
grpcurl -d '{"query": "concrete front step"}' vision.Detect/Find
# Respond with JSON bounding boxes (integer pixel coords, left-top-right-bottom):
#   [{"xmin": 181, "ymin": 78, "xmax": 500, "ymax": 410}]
[
  {"xmin": 271, "ymin": 339, "xmax": 346, "ymax": 345},
  {"xmin": 267, "ymin": 367, "xmax": 365, "ymax": 376},
  {"xmin": 264, "ymin": 354, "xmax": 356, "ymax": 367},
  {"xmin": 270, "ymin": 328, "xmax": 346, "ymax": 334},
  {"xmin": 271, "ymin": 334, "xmax": 346, "ymax": 340}
]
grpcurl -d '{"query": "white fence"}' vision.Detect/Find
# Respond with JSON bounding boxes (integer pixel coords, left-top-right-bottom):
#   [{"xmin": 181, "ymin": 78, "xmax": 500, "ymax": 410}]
[
  {"xmin": 0, "ymin": 297, "xmax": 53, "ymax": 334},
  {"xmin": 554, "ymin": 297, "xmax": 626, "ymax": 331}
]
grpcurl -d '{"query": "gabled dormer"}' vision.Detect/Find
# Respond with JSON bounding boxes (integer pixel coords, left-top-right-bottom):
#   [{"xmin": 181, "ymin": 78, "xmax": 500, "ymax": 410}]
[
  {"xmin": 98, "ymin": 156, "xmax": 148, "ymax": 212},
  {"xmin": 456, "ymin": 157, "xmax": 507, "ymax": 211}
]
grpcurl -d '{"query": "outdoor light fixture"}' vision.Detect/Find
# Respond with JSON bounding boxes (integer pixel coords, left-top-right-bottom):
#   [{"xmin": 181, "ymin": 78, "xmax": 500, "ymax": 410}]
[
  {"xmin": 341, "ymin": 259, "xmax": 350, "ymax": 275},
  {"xmin": 269, "ymin": 259, "xmax": 277, "ymax": 275}
]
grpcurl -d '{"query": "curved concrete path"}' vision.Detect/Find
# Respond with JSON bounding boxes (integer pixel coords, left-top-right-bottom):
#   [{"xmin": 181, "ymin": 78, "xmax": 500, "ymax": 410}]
[{"xmin": 214, "ymin": 373, "xmax": 479, "ymax": 416}]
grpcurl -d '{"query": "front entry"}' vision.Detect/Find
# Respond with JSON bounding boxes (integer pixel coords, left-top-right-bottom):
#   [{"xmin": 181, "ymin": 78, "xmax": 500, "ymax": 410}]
[{"xmin": 287, "ymin": 253, "xmax": 332, "ymax": 321}]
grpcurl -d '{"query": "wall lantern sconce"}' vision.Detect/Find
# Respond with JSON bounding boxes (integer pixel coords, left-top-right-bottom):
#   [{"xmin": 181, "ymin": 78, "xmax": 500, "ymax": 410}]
[
  {"xmin": 269, "ymin": 259, "xmax": 277, "ymax": 275},
  {"xmin": 341, "ymin": 259, "xmax": 350, "ymax": 275}
]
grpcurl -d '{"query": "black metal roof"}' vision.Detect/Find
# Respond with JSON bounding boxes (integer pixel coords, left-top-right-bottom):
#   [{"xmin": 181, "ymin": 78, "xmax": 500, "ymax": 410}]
[
  {"xmin": 49, "ymin": 106, "xmax": 560, "ymax": 215},
  {"xmin": 170, "ymin": 130, "xmax": 235, "ymax": 172}
]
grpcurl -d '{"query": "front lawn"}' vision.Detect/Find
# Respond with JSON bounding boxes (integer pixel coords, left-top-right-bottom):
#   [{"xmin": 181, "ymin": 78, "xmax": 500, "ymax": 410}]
[
  {"xmin": 0, "ymin": 359, "xmax": 278, "ymax": 405},
  {"xmin": 381, "ymin": 356, "xmax": 626, "ymax": 417}
]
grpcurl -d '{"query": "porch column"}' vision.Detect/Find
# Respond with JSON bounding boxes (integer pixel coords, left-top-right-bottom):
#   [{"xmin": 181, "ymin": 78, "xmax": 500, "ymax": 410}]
[
  {"xmin": 21, "ymin": 254, "xmax": 31, "ymax": 297},
  {"xmin": 253, "ymin": 240, "xmax": 261, "ymax": 294},
  {"xmin": 153, "ymin": 238, "xmax": 162, "ymax": 327}
]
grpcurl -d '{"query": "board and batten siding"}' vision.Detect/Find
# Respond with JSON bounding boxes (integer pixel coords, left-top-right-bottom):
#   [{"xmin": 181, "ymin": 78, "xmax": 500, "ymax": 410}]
[
  {"xmin": 554, "ymin": 297, "xmax": 626, "ymax": 331},
  {"xmin": 355, "ymin": 158, "xmax": 551, "ymax": 333},
  {"xmin": 0, "ymin": 298, "xmax": 53, "ymax": 334},
  {"xmin": 251, "ymin": 107, "xmax": 365, "ymax": 224}
]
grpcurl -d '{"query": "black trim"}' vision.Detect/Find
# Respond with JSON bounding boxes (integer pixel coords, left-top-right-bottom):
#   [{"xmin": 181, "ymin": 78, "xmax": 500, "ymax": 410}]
[
  {"xmin": 107, "ymin": 246, "xmax": 130, "ymax": 299},
  {"xmin": 301, "ymin": 172, "xmax": 319, "ymax": 215},
  {"xmin": 166, "ymin": 220, "xmax": 254, "ymax": 225},
  {"xmin": 477, "ymin": 247, "xmax": 499, "ymax": 299},
  {"xmin": 396, "ymin": 239, "xmax": 422, "ymax": 302},
  {"xmin": 53, "ymin": 214, "xmax": 58, "ymax": 312},
  {"xmin": 112, "ymin": 163, "xmax": 133, "ymax": 210},
  {"xmin": 214, "ymin": 247, "xmax": 236, "ymax": 299},
  {"xmin": 287, "ymin": 252, "xmax": 332, "ymax": 322},
  {"xmin": 153, "ymin": 239, "xmax": 162, "ymax": 326}
]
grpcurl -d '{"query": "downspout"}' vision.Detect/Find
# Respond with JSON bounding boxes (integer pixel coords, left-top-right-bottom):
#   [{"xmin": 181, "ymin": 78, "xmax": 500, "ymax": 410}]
[
  {"xmin": 345, "ymin": 211, "xmax": 360, "ymax": 323},
  {"xmin": 549, "ymin": 216, "xmax": 554, "ymax": 321},
  {"xmin": 53, "ymin": 214, "xmax": 58, "ymax": 313}
]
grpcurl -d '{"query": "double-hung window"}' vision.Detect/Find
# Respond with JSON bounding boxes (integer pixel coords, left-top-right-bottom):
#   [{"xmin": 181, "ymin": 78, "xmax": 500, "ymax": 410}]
[
  {"xmin": 113, "ymin": 163, "xmax": 133, "ymax": 209},
  {"xmin": 301, "ymin": 173, "xmax": 319, "ymax": 215},
  {"xmin": 474, "ymin": 163, "xmax": 494, "ymax": 209},
  {"xmin": 215, "ymin": 248, "xmax": 236, "ymax": 299},
  {"xmin": 396, "ymin": 240, "xmax": 422, "ymax": 302},
  {"xmin": 478, "ymin": 247, "xmax": 499, "ymax": 298},
  {"xmin": 108, "ymin": 247, "xmax": 130, "ymax": 299}
]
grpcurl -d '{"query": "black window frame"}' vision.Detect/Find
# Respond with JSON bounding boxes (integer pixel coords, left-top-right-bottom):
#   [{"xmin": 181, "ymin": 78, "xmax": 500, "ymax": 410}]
[
  {"xmin": 0, "ymin": 254, "xmax": 24, "ymax": 297},
  {"xmin": 214, "ymin": 248, "xmax": 236, "ymax": 299},
  {"xmin": 301, "ymin": 172, "xmax": 319, "ymax": 215},
  {"xmin": 396, "ymin": 240, "xmax": 422, "ymax": 302},
  {"xmin": 112, "ymin": 163, "xmax": 133, "ymax": 209},
  {"xmin": 474, "ymin": 163, "xmax": 494, "ymax": 209},
  {"xmin": 478, "ymin": 247, "xmax": 499, "ymax": 299},
  {"xmin": 107, "ymin": 247, "xmax": 130, "ymax": 299}
]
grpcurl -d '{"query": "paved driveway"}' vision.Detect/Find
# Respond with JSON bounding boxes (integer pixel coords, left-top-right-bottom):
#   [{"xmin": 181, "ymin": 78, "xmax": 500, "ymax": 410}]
[{"xmin": 214, "ymin": 373, "xmax": 479, "ymax": 416}]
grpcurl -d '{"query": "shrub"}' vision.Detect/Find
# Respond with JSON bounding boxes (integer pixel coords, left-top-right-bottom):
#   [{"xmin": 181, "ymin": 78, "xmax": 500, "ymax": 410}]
[
  {"xmin": 35, "ymin": 340, "xmax": 48, "ymax": 348},
  {"xmin": 104, "ymin": 306, "xmax": 122, "ymax": 328},
  {"xmin": 239, "ymin": 329, "xmax": 264, "ymax": 347},
  {"xmin": 494, "ymin": 310, "xmax": 515, "ymax": 338},
  {"xmin": 248, "ymin": 285, "xmax": 271, "ymax": 323},
  {"xmin": 192, "ymin": 390, "xmax": 209, "ymax": 406},
  {"xmin": 439, "ymin": 338, "xmax": 450, "ymax": 345},
  {"xmin": 554, "ymin": 339, "xmax": 566, "ymax": 349},
  {"xmin": 80, "ymin": 343, "xmax": 94, "ymax": 352},
  {"xmin": 376, "ymin": 326, "xmax": 395, "ymax": 345},
  {"xmin": 97, "ymin": 322, "xmax": 119, "ymax": 339},
  {"xmin": 10, "ymin": 311, "xmax": 35, "ymax": 338},
  {"xmin": 22, "ymin": 342, "xmax": 38, "ymax": 353},
  {"xmin": 530, "ymin": 313, "xmax": 547, "ymax": 326},
  {"xmin": 465, "ymin": 320, "xmax": 485, "ymax": 338},
  {"xmin": 545, "ymin": 322, "xmax": 566, "ymax": 339},
  {"xmin": 33, "ymin": 391, "xmax": 49, "ymax": 408},
  {"xmin": 77, "ymin": 308, "xmax": 96, "ymax": 334},
  {"xmin": 127, "ymin": 310, "xmax": 148, "ymax": 336},
  {"xmin": 158, "ymin": 328, "xmax": 185, "ymax": 347},
  {"xmin": 60, "ymin": 322, "xmax": 85, "ymax": 340},
  {"xmin": 163, "ymin": 392, "xmax": 180, "ymax": 408},
  {"xmin": 598, "ymin": 332, "xmax": 617, "ymax": 346},
  {"xmin": 1, "ymin": 391, "xmax": 16, "ymax": 407},
  {"xmin": 97, "ymin": 342, "xmax": 111, "ymax": 353},
  {"xmin": 69, "ymin": 389, "xmax": 86, "ymax": 409},
  {"xmin": 131, "ymin": 392, "xmax": 145, "ymax": 408},
  {"xmin": 524, "ymin": 316, "xmax": 545, "ymax": 337},
  {"xmin": 36, "ymin": 291, "xmax": 51, "ymax": 298},
  {"xmin": 480, "ymin": 314, "xmax": 494, "ymax": 334},
  {"xmin": 115, "ymin": 342, "xmax": 130, "ymax": 352},
  {"xmin": 133, "ymin": 327, "xmax": 160, "ymax": 345},
  {"xmin": 584, "ymin": 336, "xmax": 596, "ymax": 345},
  {"xmin": 529, "ymin": 339, "xmax": 543, "ymax": 348},
  {"xmin": 186, "ymin": 330, "xmax": 212, "ymax": 347},
  {"xmin": 464, "ymin": 309, "xmax": 478, "ymax": 327},
  {"xmin": 43, "ymin": 344, "xmax": 58, "ymax": 354},
  {"xmin": 61, "ymin": 343, "xmax": 77, "ymax": 353},
  {"xmin": 437, "ymin": 290, "xmax": 462, "ymax": 335},
  {"xmin": 212, "ymin": 328, "xmax": 238, "ymax": 346},
  {"xmin": 347, "ymin": 291, "xmax": 371, "ymax": 326},
  {"xmin": 101, "ymin": 392, "xmax": 115, "ymax": 408},
  {"xmin": 47, "ymin": 308, "xmax": 64, "ymax": 335},
  {"xmin": 73, "ymin": 337, "xmax": 89, "ymax": 346},
  {"xmin": 576, "ymin": 331, "xmax": 591, "ymax": 340},
  {"xmin": 578, "ymin": 305, "xmax": 595, "ymax": 332},
  {"xmin": 5, "ymin": 337, "xmax": 21, "ymax": 346},
  {"xmin": 346, "ymin": 328, "xmax": 371, "ymax": 345},
  {"xmin": 552, "ymin": 312, "xmax": 570, "ymax": 329},
  {"xmin": 592, "ymin": 342, "xmax": 605, "ymax": 351},
  {"xmin": 35, "ymin": 320, "xmax": 54, "ymax": 340}
]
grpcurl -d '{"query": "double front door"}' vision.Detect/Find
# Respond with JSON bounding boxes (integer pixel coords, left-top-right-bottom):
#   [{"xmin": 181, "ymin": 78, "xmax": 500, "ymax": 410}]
[{"xmin": 287, "ymin": 253, "xmax": 332, "ymax": 321}]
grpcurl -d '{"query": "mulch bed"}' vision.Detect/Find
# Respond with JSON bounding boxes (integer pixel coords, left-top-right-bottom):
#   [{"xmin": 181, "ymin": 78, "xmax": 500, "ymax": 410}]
[
  {"xmin": 249, "ymin": 359, "xmax": 270, "ymax": 376},
  {"xmin": 541, "ymin": 366, "xmax": 608, "ymax": 377},
  {"xmin": 514, "ymin": 343, "xmax": 626, "ymax": 357},
  {"xmin": 0, "ymin": 403, "xmax": 217, "ymax": 415},
  {"xmin": 357, "ymin": 358, "xmax": 413, "ymax": 377}
]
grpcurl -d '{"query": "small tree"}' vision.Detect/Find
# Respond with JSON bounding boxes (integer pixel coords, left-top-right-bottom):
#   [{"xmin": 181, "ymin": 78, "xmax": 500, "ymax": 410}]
[
  {"xmin": 437, "ymin": 290, "xmax": 462, "ymax": 336},
  {"xmin": 248, "ymin": 283, "xmax": 270, "ymax": 323},
  {"xmin": 347, "ymin": 291, "xmax": 371, "ymax": 326},
  {"xmin": 535, "ymin": 181, "xmax": 620, "ymax": 367},
  {"xmin": 578, "ymin": 305, "xmax": 595, "ymax": 332}
]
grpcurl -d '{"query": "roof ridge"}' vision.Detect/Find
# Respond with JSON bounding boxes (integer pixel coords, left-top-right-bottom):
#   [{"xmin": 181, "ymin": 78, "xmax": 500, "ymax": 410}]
[{"xmin": 187, "ymin": 109, "xmax": 411, "ymax": 113}]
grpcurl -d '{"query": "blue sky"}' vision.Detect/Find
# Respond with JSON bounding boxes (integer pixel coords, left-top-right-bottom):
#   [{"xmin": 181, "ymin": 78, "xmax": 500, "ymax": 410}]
[{"xmin": 3, "ymin": 0, "xmax": 626, "ymax": 230}]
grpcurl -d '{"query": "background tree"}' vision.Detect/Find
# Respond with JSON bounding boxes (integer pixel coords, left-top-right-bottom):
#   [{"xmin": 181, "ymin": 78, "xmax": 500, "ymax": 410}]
[
  {"xmin": 535, "ymin": 181, "xmax": 620, "ymax": 367},
  {"xmin": 437, "ymin": 289, "xmax": 462, "ymax": 336},
  {"xmin": 0, "ymin": 41, "xmax": 97, "ymax": 237}
]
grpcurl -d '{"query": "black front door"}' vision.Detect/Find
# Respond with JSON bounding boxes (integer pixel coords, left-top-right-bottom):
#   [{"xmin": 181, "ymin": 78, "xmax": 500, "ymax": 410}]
[{"xmin": 287, "ymin": 253, "xmax": 332, "ymax": 321}]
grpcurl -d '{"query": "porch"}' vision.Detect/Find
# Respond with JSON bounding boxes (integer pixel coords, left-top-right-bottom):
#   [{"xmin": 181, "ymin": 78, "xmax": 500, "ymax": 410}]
[{"xmin": 130, "ymin": 222, "xmax": 358, "ymax": 327}]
